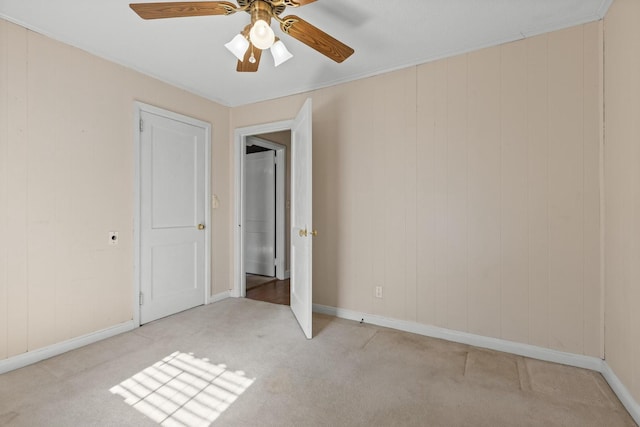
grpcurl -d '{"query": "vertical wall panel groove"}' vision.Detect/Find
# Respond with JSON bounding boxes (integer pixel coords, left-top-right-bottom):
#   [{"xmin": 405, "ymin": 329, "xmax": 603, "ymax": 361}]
[
  {"xmin": 547, "ymin": 26, "xmax": 586, "ymax": 354},
  {"xmin": 0, "ymin": 18, "xmax": 9, "ymax": 360},
  {"xmin": 445, "ymin": 55, "xmax": 469, "ymax": 333},
  {"xmin": 405, "ymin": 67, "xmax": 418, "ymax": 323},
  {"xmin": 6, "ymin": 23, "xmax": 29, "ymax": 358},
  {"xmin": 434, "ymin": 60, "xmax": 449, "ymax": 328},
  {"xmin": 416, "ymin": 62, "xmax": 438, "ymax": 326},
  {"xmin": 467, "ymin": 47, "xmax": 501, "ymax": 339},
  {"xmin": 500, "ymin": 40, "xmax": 529, "ymax": 344},
  {"xmin": 582, "ymin": 21, "xmax": 603, "ymax": 359}
]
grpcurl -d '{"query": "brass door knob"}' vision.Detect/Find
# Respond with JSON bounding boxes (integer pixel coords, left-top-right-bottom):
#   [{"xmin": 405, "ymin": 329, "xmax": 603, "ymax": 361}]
[
  {"xmin": 310, "ymin": 230, "xmax": 318, "ymax": 237},
  {"xmin": 198, "ymin": 224, "xmax": 206, "ymax": 230}
]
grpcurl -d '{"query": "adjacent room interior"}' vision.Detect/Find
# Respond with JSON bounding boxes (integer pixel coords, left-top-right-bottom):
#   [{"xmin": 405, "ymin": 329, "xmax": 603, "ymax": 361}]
[
  {"xmin": 243, "ymin": 131, "xmax": 291, "ymax": 306},
  {"xmin": 1, "ymin": 0, "xmax": 640, "ymax": 425}
]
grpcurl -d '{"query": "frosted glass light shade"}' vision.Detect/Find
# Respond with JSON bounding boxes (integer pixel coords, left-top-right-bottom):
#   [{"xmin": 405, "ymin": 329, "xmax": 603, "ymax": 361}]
[
  {"xmin": 225, "ymin": 34, "xmax": 249, "ymax": 61},
  {"xmin": 270, "ymin": 40, "xmax": 293, "ymax": 67},
  {"xmin": 249, "ymin": 19, "xmax": 275, "ymax": 50}
]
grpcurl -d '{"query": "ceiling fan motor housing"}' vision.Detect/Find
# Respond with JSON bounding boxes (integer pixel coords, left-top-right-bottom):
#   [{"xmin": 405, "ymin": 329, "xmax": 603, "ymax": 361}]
[
  {"xmin": 250, "ymin": 0, "xmax": 272, "ymax": 26},
  {"xmin": 238, "ymin": 0, "xmax": 286, "ymax": 17}
]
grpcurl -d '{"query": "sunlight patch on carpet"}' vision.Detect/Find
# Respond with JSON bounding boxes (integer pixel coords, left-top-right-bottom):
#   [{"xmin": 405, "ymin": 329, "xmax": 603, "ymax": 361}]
[{"xmin": 110, "ymin": 351, "xmax": 254, "ymax": 426}]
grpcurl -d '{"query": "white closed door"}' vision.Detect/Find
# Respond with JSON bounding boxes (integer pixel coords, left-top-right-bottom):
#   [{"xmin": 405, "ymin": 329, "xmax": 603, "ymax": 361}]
[
  {"xmin": 140, "ymin": 110, "xmax": 207, "ymax": 324},
  {"xmin": 244, "ymin": 150, "xmax": 276, "ymax": 276},
  {"xmin": 290, "ymin": 98, "xmax": 313, "ymax": 339}
]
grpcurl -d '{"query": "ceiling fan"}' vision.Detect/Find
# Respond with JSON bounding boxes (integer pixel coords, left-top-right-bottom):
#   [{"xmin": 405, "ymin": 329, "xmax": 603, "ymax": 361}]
[{"xmin": 129, "ymin": 0, "xmax": 355, "ymax": 72}]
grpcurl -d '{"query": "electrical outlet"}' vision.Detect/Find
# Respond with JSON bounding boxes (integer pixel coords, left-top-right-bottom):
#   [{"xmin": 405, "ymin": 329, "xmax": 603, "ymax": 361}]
[
  {"xmin": 375, "ymin": 286, "xmax": 383, "ymax": 298},
  {"xmin": 108, "ymin": 231, "xmax": 119, "ymax": 245}
]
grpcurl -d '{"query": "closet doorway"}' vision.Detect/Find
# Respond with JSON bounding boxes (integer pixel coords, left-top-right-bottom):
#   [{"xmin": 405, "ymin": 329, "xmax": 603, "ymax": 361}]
[{"xmin": 243, "ymin": 133, "xmax": 291, "ymax": 306}]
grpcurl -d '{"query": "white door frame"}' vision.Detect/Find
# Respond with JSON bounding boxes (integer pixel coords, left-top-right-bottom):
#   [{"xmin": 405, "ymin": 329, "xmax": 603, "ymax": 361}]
[
  {"xmin": 234, "ymin": 121, "xmax": 292, "ymax": 298},
  {"xmin": 246, "ymin": 135, "xmax": 287, "ymax": 280},
  {"xmin": 133, "ymin": 102, "xmax": 212, "ymax": 327}
]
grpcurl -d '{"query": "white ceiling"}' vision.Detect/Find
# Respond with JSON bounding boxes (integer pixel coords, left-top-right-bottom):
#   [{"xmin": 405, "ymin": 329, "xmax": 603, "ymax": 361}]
[{"xmin": 1, "ymin": 0, "xmax": 612, "ymax": 107}]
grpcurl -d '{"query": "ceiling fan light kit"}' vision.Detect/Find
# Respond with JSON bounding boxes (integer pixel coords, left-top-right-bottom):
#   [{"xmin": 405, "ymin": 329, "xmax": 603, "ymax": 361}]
[{"xmin": 129, "ymin": 0, "xmax": 355, "ymax": 72}]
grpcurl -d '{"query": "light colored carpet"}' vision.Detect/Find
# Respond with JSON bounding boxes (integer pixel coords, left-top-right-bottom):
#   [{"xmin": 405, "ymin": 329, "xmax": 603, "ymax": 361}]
[{"xmin": 0, "ymin": 298, "xmax": 635, "ymax": 426}]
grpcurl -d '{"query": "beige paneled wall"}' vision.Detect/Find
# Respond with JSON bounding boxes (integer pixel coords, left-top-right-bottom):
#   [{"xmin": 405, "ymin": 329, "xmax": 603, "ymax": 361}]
[
  {"xmin": 417, "ymin": 23, "xmax": 602, "ymax": 356},
  {"xmin": 231, "ymin": 21, "xmax": 603, "ymax": 357},
  {"xmin": 0, "ymin": 19, "xmax": 231, "ymax": 361},
  {"xmin": 604, "ymin": 0, "xmax": 640, "ymax": 403}
]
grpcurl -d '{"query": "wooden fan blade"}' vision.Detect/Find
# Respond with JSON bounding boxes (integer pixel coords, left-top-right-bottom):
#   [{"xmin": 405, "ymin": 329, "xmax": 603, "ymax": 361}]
[
  {"xmin": 237, "ymin": 44, "xmax": 262, "ymax": 72},
  {"xmin": 280, "ymin": 15, "xmax": 354, "ymax": 63},
  {"xmin": 129, "ymin": 1, "xmax": 237, "ymax": 19},
  {"xmin": 287, "ymin": 0, "xmax": 317, "ymax": 6}
]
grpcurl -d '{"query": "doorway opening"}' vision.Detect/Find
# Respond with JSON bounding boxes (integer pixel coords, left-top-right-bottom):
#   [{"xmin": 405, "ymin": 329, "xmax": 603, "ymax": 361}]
[
  {"xmin": 234, "ymin": 98, "xmax": 314, "ymax": 338},
  {"xmin": 242, "ymin": 133, "xmax": 291, "ymax": 306}
]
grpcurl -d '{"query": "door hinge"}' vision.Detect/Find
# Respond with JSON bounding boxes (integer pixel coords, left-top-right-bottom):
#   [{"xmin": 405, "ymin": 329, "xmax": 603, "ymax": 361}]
[
  {"xmin": 139, "ymin": 292, "xmax": 144, "ymax": 306},
  {"xmin": 139, "ymin": 118, "xmax": 144, "ymax": 132}
]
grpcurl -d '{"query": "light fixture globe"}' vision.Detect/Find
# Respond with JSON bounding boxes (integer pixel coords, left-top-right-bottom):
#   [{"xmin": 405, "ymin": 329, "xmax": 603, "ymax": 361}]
[
  {"xmin": 270, "ymin": 40, "xmax": 293, "ymax": 67},
  {"xmin": 224, "ymin": 33, "xmax": 249, "ymax": 61},
  {"xmin": 249, "ymin": 19, "xmax": 275, "ymax": 50}
]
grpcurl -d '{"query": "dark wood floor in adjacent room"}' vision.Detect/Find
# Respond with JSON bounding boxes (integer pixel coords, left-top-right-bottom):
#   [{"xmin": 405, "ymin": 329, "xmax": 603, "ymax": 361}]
[{"xmin": 246, "ymin": 274, "xmax": 290, "ymax": 306}]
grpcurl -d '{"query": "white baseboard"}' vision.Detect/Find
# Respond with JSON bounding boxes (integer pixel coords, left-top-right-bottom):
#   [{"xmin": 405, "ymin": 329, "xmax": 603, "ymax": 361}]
[
  {"xmin": 313, "ymin": 304, "xmax": 603, "ymax": 370},
  {"xmin": 312, "ymin": 303, "xmax": 640, "ymax": 425},
  {"xmin": 1, "ymin": 292, "xmax": 232, "ymax": 375},
  {"xmin": 602, "ymin": 362, "xmax": 640, "ymax": 424},
  {"xmin": 0, "ymin": 320, "xmax": 135, "ymax": 375},
  {"xmin": 210, "ymin": 290, "xmax": 231, "ymax": 303},
  {"xmin": 276, "ymin": 271, "xmax": 290, "ymax": 281}
]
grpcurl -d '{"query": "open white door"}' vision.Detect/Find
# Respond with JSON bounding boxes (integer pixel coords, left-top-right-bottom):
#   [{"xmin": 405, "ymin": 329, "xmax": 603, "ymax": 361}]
[
  {"xmin": 290, "ymin": 98, "xmax": 313, "ymax": 339},
  {"xmin": 244, "ymin": 150, "xmax": 276, "ymax": 276},
  {"xmin": 139, "ymin": 109, "xmax": 208, "ymax": 324}
]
